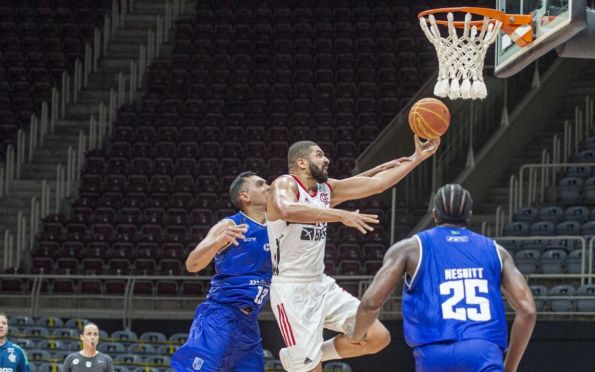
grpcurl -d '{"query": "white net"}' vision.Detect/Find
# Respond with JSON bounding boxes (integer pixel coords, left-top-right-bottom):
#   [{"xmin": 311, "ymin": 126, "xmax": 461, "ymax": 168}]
[{"xmin": 420, "ymin": 12, "xmax": 502, "ymax": 100}]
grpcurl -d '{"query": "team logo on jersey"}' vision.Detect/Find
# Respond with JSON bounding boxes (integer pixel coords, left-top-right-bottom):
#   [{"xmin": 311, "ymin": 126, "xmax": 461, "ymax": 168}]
[
  {"xmin": 300, "ymin": 226, "xmax": 327, "ymax": 241},
  {"xmin": 319, "ymin": 192, "xmax": 330, "ymax": 206},
  {"xmin": 86, "ymin": 361, "xmax": 92, "ymax": 368},
  {"xmin": 263, "ymin": 243, "xmax": 270, "ymax": 251},
  {"xmin": 8, "ymin": 353, "xmax": 15, "ymax": 363},
  {"xmin": 73, "ymin": 359, "xmax": 80, "ymax": 365},
  {"xmin": 192, "ymin": 357, "xmax": 204, "ymax": 370}
]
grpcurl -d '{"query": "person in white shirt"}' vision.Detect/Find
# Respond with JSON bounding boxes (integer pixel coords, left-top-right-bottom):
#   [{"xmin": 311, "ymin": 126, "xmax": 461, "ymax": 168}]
[{"xmin": 267, "ymin": 136, "xmax": 440, "ymax": 372}]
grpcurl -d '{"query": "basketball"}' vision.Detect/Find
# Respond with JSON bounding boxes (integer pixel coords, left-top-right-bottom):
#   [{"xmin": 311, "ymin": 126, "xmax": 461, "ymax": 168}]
[{"xmin": 408, "ymin": 98, "xmax": 450, "ymax": 139}]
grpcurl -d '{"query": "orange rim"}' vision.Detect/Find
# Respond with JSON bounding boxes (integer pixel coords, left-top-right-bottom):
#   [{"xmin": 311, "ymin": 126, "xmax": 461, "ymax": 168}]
[{"xmin": 417, "ymin": 7, "xmax": 534, "ymax": 46}]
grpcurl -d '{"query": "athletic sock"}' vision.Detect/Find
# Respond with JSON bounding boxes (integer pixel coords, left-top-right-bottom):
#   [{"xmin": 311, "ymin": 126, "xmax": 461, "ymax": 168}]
[{"xmin": 321, "ymin": 337, "xmax": 342, "ymax": 362}]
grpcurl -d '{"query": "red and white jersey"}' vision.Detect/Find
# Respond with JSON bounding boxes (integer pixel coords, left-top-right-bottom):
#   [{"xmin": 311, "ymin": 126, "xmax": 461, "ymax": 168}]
[{"xmin": 267, "ymin": 175, "xmax": 332, "ymax": 280}]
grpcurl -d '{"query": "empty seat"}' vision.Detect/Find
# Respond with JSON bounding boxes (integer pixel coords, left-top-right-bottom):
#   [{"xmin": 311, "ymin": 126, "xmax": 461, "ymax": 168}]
[
  {"xmin": 528, "ymin": 221, "xmax": 555, "ymax": 236},
  {"xmin": 558, "ymin": 177, "xmax": 583, "ymax": 205},
  {"xmin": 514, "ymin": 249, "xmax": 540, "ymax": 274},
  {"xmin": 548, "ymin": 285, "xmax": 575, "ymax": 312},
  {"xmin": 512, "ymin": 207, "xmax": 538, "ymax": 222},
  {"xmin": 540, "ymin": 249, "xmax": 567, "ymax": 274},
  {"xmin": 567, "ymin": 249, "xmax": 584, "ymax": 274},
  {"xmin": 111, "ymin": 330, "xmax": 138, "ymax": 341},
  {"xmin": 576, "ymin": 284, "xmax": 595, "ymax": 312},
  {"xmin": 538, "ymin": 206, "xmax": 564, "ymax": 222},
  {"xmin": 530, "ymin": 285, "xmax": 547, "ymax": 312},
  {"xmin": 503, "ymin": 222, "xmax": 529, "ymax": 236}
]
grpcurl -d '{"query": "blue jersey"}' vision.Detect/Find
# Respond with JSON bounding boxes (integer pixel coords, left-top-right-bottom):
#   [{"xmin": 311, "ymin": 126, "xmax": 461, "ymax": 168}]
[
  {"xmin": 0, "ymin": 340, "xmax": 30, "ymax": 372},
  {"xmin": 207, "ymin": 211, "xmax": 272, "ymax": 315},
  {"xmin": 402, "ymin": 226, "xmax": 507, "ymax": 350}
]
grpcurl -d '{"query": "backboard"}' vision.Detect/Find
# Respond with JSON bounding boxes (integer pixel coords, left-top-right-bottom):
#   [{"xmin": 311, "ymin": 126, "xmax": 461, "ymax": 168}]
[{"xmin": 495, "ymin": 0, "xmax": 590, "ymax": 78}]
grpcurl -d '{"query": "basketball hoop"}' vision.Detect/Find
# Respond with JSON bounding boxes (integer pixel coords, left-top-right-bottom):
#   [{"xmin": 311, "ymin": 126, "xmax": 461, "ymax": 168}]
[{"xmin": 418, "ymin": 7, "xmax": 533, "ymax": 100}]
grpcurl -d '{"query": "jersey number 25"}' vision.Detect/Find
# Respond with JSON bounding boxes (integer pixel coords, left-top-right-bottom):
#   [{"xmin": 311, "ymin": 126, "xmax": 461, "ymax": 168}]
[{"xmin": 439, "ymin": 279, "xmax": 491, "ymax": 321}]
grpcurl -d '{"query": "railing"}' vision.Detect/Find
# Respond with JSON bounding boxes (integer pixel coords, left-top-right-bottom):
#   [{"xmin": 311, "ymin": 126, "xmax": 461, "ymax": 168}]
[
  {"xmin": 494, "ymin": 236, "xmax": 592, "ymax": 285},
  {"xmin": 494, "ymin": 95, "xmax": 595, "ymax": 227},
  {"xmin": 382, "ymin": 62, "xmax": 549, "ymax": 239},
  {"xmin": 0, "ymin": 0, "xmax": 134, "ymax": 200},
  {"xmin": 2, "ymin": 272, "xmax": 594, "ymax": 328},
  {"xmin": 2, "ymin": 0, "xmax": 188, "ymax": 270}
]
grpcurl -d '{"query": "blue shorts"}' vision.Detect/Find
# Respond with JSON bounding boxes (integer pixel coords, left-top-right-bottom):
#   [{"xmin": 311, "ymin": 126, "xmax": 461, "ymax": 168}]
[
  {"xmin": 171, "ymin": 301, "xmax": 264, "ymax": 372},
  {"xmin": 413, "ymin": 339, "xmax": 504, "ymax": 372}
]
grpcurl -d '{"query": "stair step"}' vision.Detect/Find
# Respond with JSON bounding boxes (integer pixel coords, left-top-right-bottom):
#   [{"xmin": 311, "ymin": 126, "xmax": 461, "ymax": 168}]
[
  {"xmin": 107, "ymin": 43, "xmax": 144, "ymax": 54},
  {"xmin": 20, "ymin": 166, "xmax": 61, "ymax": 181},
  {"xmin": 66, "ymin": 103, "xmax": 102, "ymax": 119},
  {"xmin": 100, "ymin": 57, "xmax": 137, "ymax": 69},
  {"xmin": 114, "ymin": 29, "xmax": 151, "ymax": 43},
  {"xmin": 123, "ymin": 14, "xmax": 161, "ymax": 24},
  {"xmin": 77, "ymin": 90, "xmax": 113, "ymax": 102}
]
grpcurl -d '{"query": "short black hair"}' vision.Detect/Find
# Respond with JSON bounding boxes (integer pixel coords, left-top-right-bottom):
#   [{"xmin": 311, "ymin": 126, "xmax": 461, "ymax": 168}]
[
  {"xmin": 433, "ymin": 184, "xmax": 473, "ymax": 226},
  {"xmin": 288, "ymin": 141, "xmax": 318, "ymax": 170},
  {"xmin": 229, "ymin": 171, "xmax": 257, "ymax": 210}
]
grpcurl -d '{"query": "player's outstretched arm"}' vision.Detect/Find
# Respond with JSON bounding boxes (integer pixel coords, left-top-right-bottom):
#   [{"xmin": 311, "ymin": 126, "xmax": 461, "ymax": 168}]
[
  {"xmin": 499, "ymin": 245, "xmax": 536, "ymax": 372},
  {"xmin": 267, "ymin": 176, "xmax": 379, "ymax": 233},
  {"xmin": 355, "ymin": 157, "xmax": 412, "ymax": 178},
  {"xmin": 351, "ymin": 237, "xmax": 417, "ymax": 341},
  {"xmin": 185, "ymin": 220, "xmax": 247, "ymax": 273},
  {"xmin": 329, "ymin": 136, "xmax": 440, "ymax": 207}
]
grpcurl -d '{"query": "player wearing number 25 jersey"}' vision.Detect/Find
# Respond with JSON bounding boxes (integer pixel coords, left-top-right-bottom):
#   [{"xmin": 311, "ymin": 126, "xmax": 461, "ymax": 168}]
[
  {"xmin": 171, "ymin": 172, "xmax": 271, "ymax": 372},
  {"xmin": 350, "ymin": 184, "xmax": 536, "ymax": 372}
]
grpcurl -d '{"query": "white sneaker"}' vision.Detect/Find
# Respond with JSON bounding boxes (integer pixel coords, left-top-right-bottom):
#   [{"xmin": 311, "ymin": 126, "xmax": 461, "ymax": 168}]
[{"xmin": 278, "ymin": 347, "xmax": 291, "ymax": 371}]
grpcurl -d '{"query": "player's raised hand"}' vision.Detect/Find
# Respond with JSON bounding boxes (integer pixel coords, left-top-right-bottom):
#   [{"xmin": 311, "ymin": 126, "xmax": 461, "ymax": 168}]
[
  {"xmin": 216, "ymin": 223, "xmax": 248, "ymax": 248},
  {"xmin": 413, "ymin": 135, "xmax": 441, "ymax": 160},
  {"xmin": 340, "ymin": 210, "xmax": 379, "ymax": 234}
]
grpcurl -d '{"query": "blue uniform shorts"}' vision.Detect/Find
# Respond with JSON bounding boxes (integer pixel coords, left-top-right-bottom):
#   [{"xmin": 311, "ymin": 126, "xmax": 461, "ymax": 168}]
[
  {"xmin": 171, "ymin": 301, "xmax": 264, "ymax": 372},
  {"xmin": 413, "ymin": 339, "xmax": 504, "ymax": 372}
]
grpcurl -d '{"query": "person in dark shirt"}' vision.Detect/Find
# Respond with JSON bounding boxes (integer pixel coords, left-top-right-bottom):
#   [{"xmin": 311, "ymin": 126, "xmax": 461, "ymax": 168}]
[
  {"xmin": 63, "ymin": 323, "xmax": 114, "ymax": 372},
  {"xmin": 0, "ymin": 312, "xmax": 30, "ymax": 372}
]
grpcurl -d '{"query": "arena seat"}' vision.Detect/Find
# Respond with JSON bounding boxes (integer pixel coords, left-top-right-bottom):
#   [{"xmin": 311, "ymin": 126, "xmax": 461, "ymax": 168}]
[
  {"xmin": 576, "ymin": 284, "xmax": 595, "ymax": 312},
  {"xmin": 548, "ymin": 285, "xmax": 576, "ymax": 312}
]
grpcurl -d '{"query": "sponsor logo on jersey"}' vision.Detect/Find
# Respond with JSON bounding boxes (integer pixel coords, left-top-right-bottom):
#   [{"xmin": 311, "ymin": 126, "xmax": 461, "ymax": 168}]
[
  {"xmin": 319, "ymin": 192, "xmax": 330, "ymax": 206},
  {"xmin": 446, "ymin": 235, "xmax": 469, "ymax": 243},
  {"xmin": 192, "ymin": 357, "xmax": 204, "ymax": 370},
  {"xmin": 73, "ymin": 359, "xmax": 80, "ymax": 365},
  {"xmin": 263, "ymin": 243, "xmax": 270, "ymax": 251},
  {"xmin": 86, "ymin": 361, "xmax": 92, "ymax": 368},
  {"xmin": 243, "ymin": 237, "xmax": 256, "ymax": 242},
  {"xmin": 0, "ymin": 368, "xmax": 15, "ymax": 372},
  {"xmin": 300, "ymin": 226, "xmax": 327, "ymax": 241}
]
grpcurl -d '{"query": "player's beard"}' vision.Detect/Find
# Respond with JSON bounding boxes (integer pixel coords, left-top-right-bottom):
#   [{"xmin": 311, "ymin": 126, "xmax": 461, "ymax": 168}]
[{"xmin": 309, "ymin": 162, "xmax": 328, "ymax": 183}]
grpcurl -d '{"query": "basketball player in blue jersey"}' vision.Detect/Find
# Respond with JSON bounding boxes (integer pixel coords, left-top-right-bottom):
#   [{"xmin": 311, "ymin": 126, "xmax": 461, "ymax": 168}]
[
  {"xmin": 171, "ymin": 171, "xmax": 271, "ymax": 372},
  {"xmin": 350, "ymin": 184, "xmax": 536, "ymax": 372}
]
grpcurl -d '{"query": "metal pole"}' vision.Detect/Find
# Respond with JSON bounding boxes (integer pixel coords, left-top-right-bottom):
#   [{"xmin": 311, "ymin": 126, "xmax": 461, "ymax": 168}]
[
  {"xmin": 103, "ymin": 15, "xmax": 111, "ymax": 55},
  {"xmin": 30, "ymin": 197, "xmax": 36, "ymax": 249},
  {"xmin": 390, "ymin": 187, "xmax": 396, "ymax": 245}
]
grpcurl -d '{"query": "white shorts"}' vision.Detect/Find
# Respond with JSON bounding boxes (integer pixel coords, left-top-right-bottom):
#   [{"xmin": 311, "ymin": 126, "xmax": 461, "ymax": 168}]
[{"xmin": 270, "ymin": 274, "xmax": 360, "ymax": 372}]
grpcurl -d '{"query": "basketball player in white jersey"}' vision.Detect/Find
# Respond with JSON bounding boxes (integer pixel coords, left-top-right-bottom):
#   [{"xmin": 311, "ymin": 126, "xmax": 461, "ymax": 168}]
[{"xmin": 267, "ymin": 136, "xmax": 440, "ymax": 372}]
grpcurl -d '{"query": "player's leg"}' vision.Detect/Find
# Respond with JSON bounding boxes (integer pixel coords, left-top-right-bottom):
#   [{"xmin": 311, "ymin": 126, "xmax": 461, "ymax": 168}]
[
  {"xmin": 227, "ymin": 316, "xmax": 265, "ymax": 372},
  {"xmin": 171, "ymin": 302, "xmax": 237, "ymax": 372},
  {"xmin": 413, "ymin": 339, "xmax": 504, "ymax": 372},
  {"xmin": 322, "ymin": 276, "xmax": 391, "ymax": 359},
  {"xmin": 270, "ymin": 281, "xmax": 325, "ymax": 372}
]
